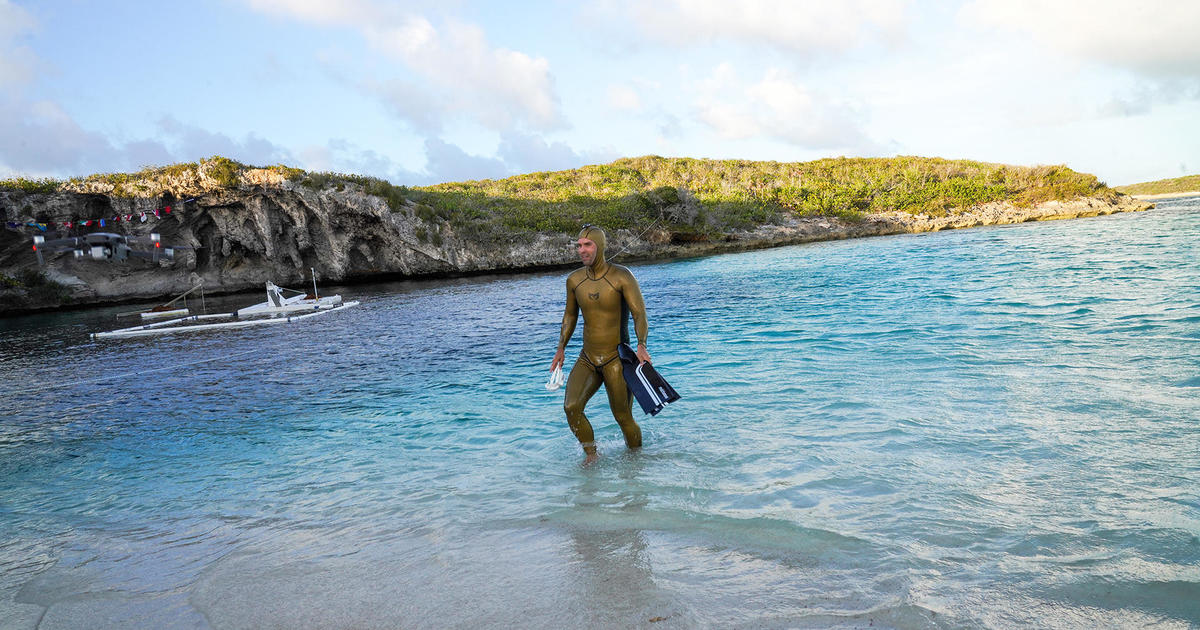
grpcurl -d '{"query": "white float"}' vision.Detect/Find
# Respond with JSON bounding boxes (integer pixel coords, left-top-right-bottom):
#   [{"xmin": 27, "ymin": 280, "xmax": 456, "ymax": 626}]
[{"xmin": 93, "ymin": 280, "xmax": 358, "ymax": 340}]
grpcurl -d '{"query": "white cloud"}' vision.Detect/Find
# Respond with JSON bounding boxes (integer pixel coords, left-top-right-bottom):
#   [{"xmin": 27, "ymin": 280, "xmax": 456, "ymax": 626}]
[
  {"xmin": 657, "ymin": 112, "xmax": 683, "ymax": 141},
  {"xmin": 243, "ymin": 1, "xmax": 570, "ymax": 182},
  {"xmin": 298, "ymin": 139, "xmax": 428, "ymax": 184},
  {"xmin": 0, "ymin": 3, "xmax": 250, "ymax": 177},
  {"xmin": 369, "ymin": 77, "xmax": 446, "ymax": 132},
  {"xmin": 422, "ymin": 137, "xmax": 508, "ymax": 182},
  {"xmin": 497, "ymin": 131, "xmax": 614, "ymax": 174},
  {"xmin": 155, "ymin": 117, "xmax": 295, "ymax": 167},
  {"xmin": 0, "ymin": 99, "xmax": 123, "ymax": 175},
  {"xmin": 0, "ymin": 5, "xmax": 122, "ymax": 176},
  {"xmin": 962, "ymin": 0, "xmax": 1200, "ymax": 79},
  {"xmin": 0, "ymin": 101, "xmax": 296, "ymax": 178},
  {"xmin": 368, "ymin": 19, "xmax": 561, "ymax": 130},
  {"xmin": 243, "ymin": 0, "xmax": 394, "ymax": 27},
  {"xmin": 694, "ymin": 64, "xmax": 881, "ymax": 153},
  {"xmin": 610, "ymin": 0, "xmax": 908, "ymax": 54},
  {"xmin": 607, "ymin": 84, "xmax": 643, "ymax": 112},
  {"xmin": 245, "ymin": 1, "xmax": 563, "ymax": 132},
  {"xmin": 0, "ymin": 0, "xmax": 37, "ymax": 89}
]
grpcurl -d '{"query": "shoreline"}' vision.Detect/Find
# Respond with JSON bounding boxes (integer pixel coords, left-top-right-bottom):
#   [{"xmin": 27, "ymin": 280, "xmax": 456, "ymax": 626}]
[
  {"xmin": 1, "ymin": 195, "xmax": 1152, "ymax": 318},
  {"xmin": 1127, "ymin": 191, "xmax": 1200, "ymax": 200},
  {"xmin": 604, "ymin": 195, "xmax": 1153, "ymax": 263}
]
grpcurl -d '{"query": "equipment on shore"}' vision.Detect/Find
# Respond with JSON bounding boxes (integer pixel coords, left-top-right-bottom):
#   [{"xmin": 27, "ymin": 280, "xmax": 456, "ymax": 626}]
[
  {"xmin": 92, "ymin": 279, "xmax": 358, "ymax": 340},
  {"xmin": 32, "ymin": 232, "xmax": 176, "ymax": 265}
]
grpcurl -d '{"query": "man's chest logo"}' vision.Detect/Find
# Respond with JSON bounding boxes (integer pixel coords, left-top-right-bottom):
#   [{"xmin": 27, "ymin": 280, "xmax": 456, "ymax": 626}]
[{"xmin": 588, "ymin": 291, "xmax": 600, "ymax": 301}]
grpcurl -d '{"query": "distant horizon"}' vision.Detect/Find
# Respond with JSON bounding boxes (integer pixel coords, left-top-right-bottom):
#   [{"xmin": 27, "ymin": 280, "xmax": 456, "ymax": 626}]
[{"xmin": 2, "ymin": 1, "xmax": 1198, "ymax": 188}]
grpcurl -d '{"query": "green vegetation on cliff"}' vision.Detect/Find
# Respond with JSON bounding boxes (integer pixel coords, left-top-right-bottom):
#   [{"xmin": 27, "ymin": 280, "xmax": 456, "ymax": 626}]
[
  {"xmin": 415, "ymin": 156, "xmax": 1113, "ymax": 234},
  {"xmin": 0, "ymin": 177, "xmax": 61, "ymax": 194},
  {"xmin": 0, "ymin": 157, "xmax": 247, "ymax": 197},
  {"xmin": 1115, "ymin": 174, "xmax": 1200, "ymax": 196},
  {"xmin": 2, "ymin": 155, "xmax": 1114, "ymax": 237},
  {"xmin": 0, "ymin": 269, "xmax": 71, "ymax": 309}
]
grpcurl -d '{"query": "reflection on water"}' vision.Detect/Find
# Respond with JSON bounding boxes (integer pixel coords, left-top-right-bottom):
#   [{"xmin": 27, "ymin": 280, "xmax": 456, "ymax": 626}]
[
  {"xmin": 565, "ymin": 455, "xmax": 679, "ymax": 626},
  {"xmin": 2, "ymin": 199, "xmax": 1200, "ymax": 628}
]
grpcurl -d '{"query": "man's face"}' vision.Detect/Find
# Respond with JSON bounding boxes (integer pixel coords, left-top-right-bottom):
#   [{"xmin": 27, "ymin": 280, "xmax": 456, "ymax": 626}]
[{"xmin": 577, "ymin": 237, "xmax": 597, "ymax": 266}]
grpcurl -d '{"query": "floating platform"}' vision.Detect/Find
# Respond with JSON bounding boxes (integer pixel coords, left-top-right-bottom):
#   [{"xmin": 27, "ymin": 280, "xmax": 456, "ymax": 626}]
[
  {"xmin": 140, "ymin": 308, "xmax": 190, "ymax": 320},
  {"xmin": 93, "ymin": 282, "xmax": 358, "ymax": 340}
]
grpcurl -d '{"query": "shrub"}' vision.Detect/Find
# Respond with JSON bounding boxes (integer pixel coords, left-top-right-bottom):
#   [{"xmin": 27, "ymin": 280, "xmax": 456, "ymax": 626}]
[
  {"xmin": 0, "ymin": 177, "xmax": 62, "ymax": 193},
  {"xmin": 6, "ymin": 268, "xmax": 72, "ymax": 303},
  {"xmin": 270, "ymin": 164, "xmax": 307, "ymax": 182},
  {"xmin": 205, "ymin": 156, "xmax": 243, "ymax": 188}
]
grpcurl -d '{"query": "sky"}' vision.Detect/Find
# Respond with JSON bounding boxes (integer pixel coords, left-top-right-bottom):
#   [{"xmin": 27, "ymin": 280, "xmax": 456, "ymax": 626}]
[{"xmin": 1, "ymin": 0, "xmax": 1198, "ymax": 186}]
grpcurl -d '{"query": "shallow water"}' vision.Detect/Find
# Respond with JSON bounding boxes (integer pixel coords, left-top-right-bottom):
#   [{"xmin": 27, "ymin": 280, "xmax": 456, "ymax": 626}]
[{"xmin": 2, "ymin": 199, "xmax": 1199, "ymax": 629}]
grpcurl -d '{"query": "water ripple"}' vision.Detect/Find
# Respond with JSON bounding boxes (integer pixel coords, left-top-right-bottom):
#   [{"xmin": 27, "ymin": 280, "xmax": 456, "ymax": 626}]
[{"xmin": 3, "ymin": 203, "xmax": 1200, "ymax": 627}]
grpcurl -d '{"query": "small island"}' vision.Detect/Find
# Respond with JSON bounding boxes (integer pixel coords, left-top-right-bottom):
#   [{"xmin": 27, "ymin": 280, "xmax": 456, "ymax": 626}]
[{"xmin": 1, "ymin": 156, "xmax": 1153, "ymax": 314}]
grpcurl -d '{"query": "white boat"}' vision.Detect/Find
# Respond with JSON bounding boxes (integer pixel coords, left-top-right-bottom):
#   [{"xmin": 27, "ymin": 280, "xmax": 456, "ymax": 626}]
[
  {"xmin": 236, "ymin": 282, "xmax": 347, "ymax": 316},
  {"xmin": 93, "ymin": 281, "xmax": 358, "ymax": 340}
]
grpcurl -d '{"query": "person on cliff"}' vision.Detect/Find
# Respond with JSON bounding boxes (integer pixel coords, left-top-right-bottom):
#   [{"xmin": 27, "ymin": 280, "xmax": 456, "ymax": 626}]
[{"xmin": 550, "ymin": 224, "xmax": 653, "ymax": 465}]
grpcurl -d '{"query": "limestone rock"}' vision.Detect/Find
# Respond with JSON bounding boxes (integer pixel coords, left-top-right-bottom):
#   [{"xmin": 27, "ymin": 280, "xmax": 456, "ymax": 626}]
[{"xmin": 0, "ymin": 181, "xmax": 1152, "ymax": 314}]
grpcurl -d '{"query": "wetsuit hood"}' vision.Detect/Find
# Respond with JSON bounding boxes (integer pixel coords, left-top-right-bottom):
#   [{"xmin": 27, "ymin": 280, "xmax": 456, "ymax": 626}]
[{"xmin": 579, "ymin": 225, "xmax": 608, "ymax": 273}]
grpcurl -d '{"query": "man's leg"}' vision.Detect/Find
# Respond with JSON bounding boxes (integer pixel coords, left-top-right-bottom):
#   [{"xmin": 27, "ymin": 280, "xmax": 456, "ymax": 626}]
[
  {"xmin": 602, "ymin": 359, "xmax": 642, "ymax": 448},
  {"xmin": 564, "ymin": 356, "xmax": 603, "ymax": 458}
]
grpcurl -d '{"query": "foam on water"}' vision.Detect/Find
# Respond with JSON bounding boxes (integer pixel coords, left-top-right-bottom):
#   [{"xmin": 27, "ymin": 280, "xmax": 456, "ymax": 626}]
[{"xmin": 2, "ymin": 199, "xmax": 1199, "ymax": 628}]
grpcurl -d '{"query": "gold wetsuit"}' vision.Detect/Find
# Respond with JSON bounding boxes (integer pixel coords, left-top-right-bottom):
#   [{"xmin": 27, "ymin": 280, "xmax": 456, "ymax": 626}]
[{"xmin": 557, "ymin": 226, "xmax": 647, "ymax": 450}]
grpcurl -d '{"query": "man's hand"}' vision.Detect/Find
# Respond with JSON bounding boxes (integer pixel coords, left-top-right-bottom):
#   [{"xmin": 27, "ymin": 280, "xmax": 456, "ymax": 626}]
[
  {"xmin": 550, "ymin": 348, "xmax": 565, "ymax": 372},
  {"xmin": 636, "ymin": 343, "xmax": 652, "ymax": 365}
]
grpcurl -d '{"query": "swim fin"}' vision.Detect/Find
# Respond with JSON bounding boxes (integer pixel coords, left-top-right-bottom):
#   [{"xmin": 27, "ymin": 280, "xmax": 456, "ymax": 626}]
[{"xmin": 617, "ymin": 342, "xmax": 681, "ymax": 416}]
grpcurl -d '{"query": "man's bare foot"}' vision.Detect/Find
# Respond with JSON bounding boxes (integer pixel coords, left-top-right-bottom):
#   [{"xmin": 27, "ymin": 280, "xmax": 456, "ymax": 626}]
[{"xmin": 583, "ymin": 450, "xmax": 600, "ymax": 466}]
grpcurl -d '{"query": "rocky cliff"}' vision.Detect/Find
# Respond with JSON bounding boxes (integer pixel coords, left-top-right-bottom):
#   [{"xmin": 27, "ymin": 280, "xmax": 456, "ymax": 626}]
[{"xmin": 0, "ymin": 161, "xmax": 1153, "ymax": 315}]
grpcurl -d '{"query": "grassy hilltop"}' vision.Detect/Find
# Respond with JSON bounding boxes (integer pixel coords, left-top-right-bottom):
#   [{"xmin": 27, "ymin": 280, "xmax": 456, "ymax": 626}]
[
  {"xmin": 3, "ymin": 155, "xmax": 1115, "ymax": 237},
  {"xmin": 1114, "ymin": 174, "xmax": 1200, "ymax": 196},
  {"xmin": 416, "ymin": 156, "xmax": 1114, "ymax": 235}
]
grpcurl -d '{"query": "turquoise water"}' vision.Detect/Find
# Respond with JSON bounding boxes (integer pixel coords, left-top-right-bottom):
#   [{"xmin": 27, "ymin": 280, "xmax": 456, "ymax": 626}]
[{"xmin": 2, "ymin": 199, "xmax": 1199, "ymax": 629}]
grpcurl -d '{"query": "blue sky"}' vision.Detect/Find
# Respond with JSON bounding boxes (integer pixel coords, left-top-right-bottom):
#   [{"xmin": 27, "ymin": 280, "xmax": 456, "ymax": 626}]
[{"xmin": 2, "ymin": 0, "xmax": 1198, "ymax": 186}]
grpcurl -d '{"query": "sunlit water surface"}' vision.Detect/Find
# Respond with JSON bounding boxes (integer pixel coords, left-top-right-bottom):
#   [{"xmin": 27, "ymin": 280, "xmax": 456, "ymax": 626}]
[{"xmin": 2, "ymin": 198, "xmax": 1199, "ymax": 629}]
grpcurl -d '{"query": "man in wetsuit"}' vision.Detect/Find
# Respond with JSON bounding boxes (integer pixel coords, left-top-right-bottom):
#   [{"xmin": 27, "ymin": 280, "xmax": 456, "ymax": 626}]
[{"xmin": 550, "ymin": 225, "xmax": 652, "ymax": 464}]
